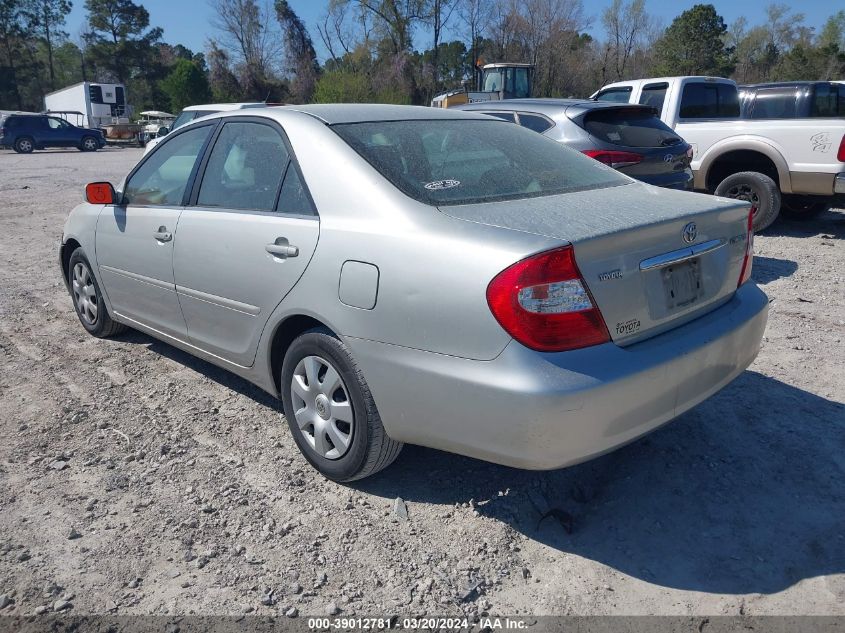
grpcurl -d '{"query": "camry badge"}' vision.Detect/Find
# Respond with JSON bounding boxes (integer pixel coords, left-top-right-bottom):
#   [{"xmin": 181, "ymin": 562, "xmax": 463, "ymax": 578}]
[{"xmin": 682, "ymin": 222, "xmax": 697, "ymax": 244}]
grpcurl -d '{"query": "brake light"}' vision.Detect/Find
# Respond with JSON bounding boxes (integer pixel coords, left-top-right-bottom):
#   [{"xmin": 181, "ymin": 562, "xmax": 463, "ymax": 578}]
[
  {"xmin": 737, "ymin": 207, "xmax": 754, "ymax": 287},
  {"xmin": 581, "ymin": 149, "xmax": 643, "ymax": 168},
  {"xmin": 838, "ymin": 135, "xmax": 845, "ymax": 162},
  {"xmin": 486, "ymin": 246, "xmax": 610, "ymax": 352}
]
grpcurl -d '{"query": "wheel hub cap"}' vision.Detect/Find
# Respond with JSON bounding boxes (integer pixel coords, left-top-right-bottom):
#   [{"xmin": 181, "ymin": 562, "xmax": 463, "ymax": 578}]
[
  {"xmin": 290, "ymin": 355, "xmax": 354, "ymax": 460},
  {"xmin": 315, "ymin": 394, "xmax": 330, "ymax": 419},
  {"xmin": 71, "ymin": 262, "xmax": 98, "ymax": 325}
]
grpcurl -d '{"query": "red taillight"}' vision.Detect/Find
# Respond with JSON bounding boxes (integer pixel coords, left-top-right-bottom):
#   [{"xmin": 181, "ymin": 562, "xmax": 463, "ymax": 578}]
[
  {"xmin": 737, "ymin": 207, "xmax": 754, "ymax": 287},
  {"xmin": 486, "ymin": 246, "xmax": 610, "ymax": 352},
  {"xmin": 837, "ymin": 134, "xmax": 845, "ymax": 162},
  {"xmin": 581, "ymin": 149, "xmax": 643, "ymax": 168}
]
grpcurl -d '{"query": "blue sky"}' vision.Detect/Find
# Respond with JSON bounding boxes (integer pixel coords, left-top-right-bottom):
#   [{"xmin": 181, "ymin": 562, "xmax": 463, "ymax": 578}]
[{"xmin": 66, "ymin": 0, "xmax": 840, "ymax": 61}]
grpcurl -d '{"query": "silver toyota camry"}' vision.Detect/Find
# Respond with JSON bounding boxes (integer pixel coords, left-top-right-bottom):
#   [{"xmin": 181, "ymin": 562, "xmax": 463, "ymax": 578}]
[{"xmin": 60, "ymin": 105, "xmax": 768, "ymax": 481}]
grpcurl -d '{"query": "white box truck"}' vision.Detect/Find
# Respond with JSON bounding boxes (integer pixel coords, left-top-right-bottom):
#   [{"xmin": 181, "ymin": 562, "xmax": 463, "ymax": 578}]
[{"xmin": 44, "ymin": 82, "xmax": 131, "ymax": 129}]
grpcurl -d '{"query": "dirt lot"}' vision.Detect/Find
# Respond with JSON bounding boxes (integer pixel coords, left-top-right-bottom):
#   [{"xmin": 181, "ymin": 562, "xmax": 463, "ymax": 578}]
[{"xmin": 0, "ymin": 148, "xmax": 843, "ymax": 618}]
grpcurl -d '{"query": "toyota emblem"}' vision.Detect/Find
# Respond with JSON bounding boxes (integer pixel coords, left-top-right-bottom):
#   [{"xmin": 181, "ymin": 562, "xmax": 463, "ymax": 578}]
[{"xmin": 682, "ymin": 222, "xmax": 697, "ymax": 244}]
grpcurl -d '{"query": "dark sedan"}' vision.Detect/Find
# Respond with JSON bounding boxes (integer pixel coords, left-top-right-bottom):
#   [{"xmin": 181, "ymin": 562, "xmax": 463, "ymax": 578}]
[{"xmin": 455, "ymin": 99, "xmax": 694, "ymax": 190}]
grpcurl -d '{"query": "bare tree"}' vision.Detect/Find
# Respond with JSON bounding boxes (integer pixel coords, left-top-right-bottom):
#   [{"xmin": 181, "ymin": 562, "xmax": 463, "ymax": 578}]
[
  {"xmin": 209, "ymin": 0, "xmax": 283, "ymax": 98},
  {"xmin": 457, "ymin": 0, "xmax": 492, "ymax": 86},
  {"xmin": 599, "ymin": 0, "xmax": 654, "ymax": 82},
  {"xmin": 427, "ymin": 0, "xmax": 459, "ymax": 89},
  {"xmin": 275, "ymin": 0, "xmax": 319, "ymax": 103},
  {"xmin": 317, "ymin": 0, "xmax": 373, "ymax": 64}
]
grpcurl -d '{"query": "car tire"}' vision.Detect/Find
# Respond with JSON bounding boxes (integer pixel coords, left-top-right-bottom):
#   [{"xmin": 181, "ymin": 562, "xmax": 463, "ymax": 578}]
[
  {"xmin": 714, "ymin": 171, "xmax": 781, "ymax": 232},
  {"xmin": 67, "ymin": 248, "xmax": 126, "ymax": 338},
  {"xmin": 281, "ymin": 327, "xmax": 403, "ymax": 482},
  {"xmin": 80, "ymin": 136, "xmax": 99, "ymax": 152},
  {"xmin": 780, "ymin": 195, "xmax": 831, "ymax": 220},
  {"xmin": 14, "ymin": 136, "xmax": 34, "ymax": 153}
]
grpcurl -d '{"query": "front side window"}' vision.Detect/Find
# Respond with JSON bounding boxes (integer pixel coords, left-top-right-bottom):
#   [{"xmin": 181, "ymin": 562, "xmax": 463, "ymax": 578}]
[
  {"xmin": 595, "ymin": 87, "xmax": 632, "ymax": 103},
  {"xmin": 750, "ymin": 88, "xmax": 797, "ymax": 119},
  {"xmin": 124, "ymin": 125, "xmax": 212, "ymax": 206},
  {"xmin": 333, "ymin": 119, "xmax": 627, "ymax": 206},
  {"xmin": 680, "ymin": 83, "xmax": 740, "ymax": 119},
  {"xmin": 197, "ymin": 121, "xmax": 289, "ymax": 211},
  {"xmin": 47, "ymin": 117, "xmax": 70, "ymax": 129}
]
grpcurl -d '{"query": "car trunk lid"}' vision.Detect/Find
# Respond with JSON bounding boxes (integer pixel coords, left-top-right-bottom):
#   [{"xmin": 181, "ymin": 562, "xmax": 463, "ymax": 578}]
[{"xmin": 439, "ymin": 182, "xmax": 752, "ymax": 345}]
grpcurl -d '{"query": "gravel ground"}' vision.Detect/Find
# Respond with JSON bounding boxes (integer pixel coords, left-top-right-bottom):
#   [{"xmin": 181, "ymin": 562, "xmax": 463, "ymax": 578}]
[{"xmin": 0, "ymin": 148, "xmax": 843, "ymax": 618}]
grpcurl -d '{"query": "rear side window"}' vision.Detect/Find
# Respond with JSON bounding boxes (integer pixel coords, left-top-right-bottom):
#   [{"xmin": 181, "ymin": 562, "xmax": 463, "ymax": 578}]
[
  {"xmin": 581, "ymin": 109, "xmax": 683, "ymax": 147},
  {"xmin": 680, "ymin": 83, "xmax": 740, "ymax": 118},
  {"xmin": 276, "ymin": 165, "xmax": 316, "ymax": 215},
  {"xmin": 638, "ymin": 83, "xmax": 668, "ymax": 111},
  {"xmin": 198, "ymin": 121, "xmax": 289, "ymax": 212},
  {"xmin": 332, "ymin": 119, "xmax": 627, "ymax": 206},
  {"xmin": 750, "ymin": 88, "xmax": 797, "ymax": 119},
  {"xmin": 595, "ymin": 87, "xmax": 632, "ymax": 103},
  {"xmin": 518, "ymin": 113, "xmax": 554, "ymax": 133},
  {"xmin": 810, "ymin": 84, "xmax": 845, "ymax": 117}
]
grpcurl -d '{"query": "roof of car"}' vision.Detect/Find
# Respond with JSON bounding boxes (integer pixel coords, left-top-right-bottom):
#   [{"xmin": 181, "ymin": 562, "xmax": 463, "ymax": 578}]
[
  {"xmin": 284, "ymin": 103, "xmax": 488, "ymax": 124},
  {"xmin": 738, "ymin": 81, "xmax": 835, "ymax": 89},
  {"xmin": 183, "ymin": 102, "xmax": 267, "ymax": 111},
  {"xmin": 454, "ymin": 98, "xmax": 655, "ymax": 117}
]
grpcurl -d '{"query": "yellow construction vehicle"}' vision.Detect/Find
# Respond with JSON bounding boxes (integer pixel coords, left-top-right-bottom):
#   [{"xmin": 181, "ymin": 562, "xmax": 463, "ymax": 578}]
[{"xmin": 431, "ymin": 62, "xmax": 534, "ymax": 108}]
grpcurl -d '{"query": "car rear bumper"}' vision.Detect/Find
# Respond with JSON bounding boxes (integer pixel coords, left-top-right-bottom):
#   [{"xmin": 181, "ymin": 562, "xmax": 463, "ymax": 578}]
[
  {"xmin": 630, "ymin": 167, "xmax": 693, "ymax": 191},
  {"xmin": 346, "ymin": 282, "xmax": 768, "ymax": 470}
]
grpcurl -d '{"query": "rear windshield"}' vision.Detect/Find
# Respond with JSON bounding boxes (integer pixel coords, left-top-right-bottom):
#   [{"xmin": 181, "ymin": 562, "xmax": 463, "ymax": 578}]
[
  {"xmin": 581, "ymin": 109, "xmax": 683, "ymax": 148},
  {"xmin": 332, "ymin": 119, "xmax": 627, "ymax": 206}
]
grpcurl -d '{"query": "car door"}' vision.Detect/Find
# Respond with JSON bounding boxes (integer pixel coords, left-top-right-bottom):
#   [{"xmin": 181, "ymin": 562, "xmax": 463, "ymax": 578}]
[
  {"xmin": 46, "ymin": 117, "xmax": 76, "ymax": 146},
  {"xmin": 95, "ymin": 123, "xmax": 215, "ymax": 338},
  {"xmin": 173, "ymin": 118, "xmax": 320, "ymax": 366}
]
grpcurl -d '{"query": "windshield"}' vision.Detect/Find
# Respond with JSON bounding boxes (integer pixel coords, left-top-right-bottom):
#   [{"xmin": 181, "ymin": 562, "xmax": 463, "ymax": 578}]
[
  {"xmin": 333, "ymin": 119, "xmax": 628, "ymax": 206},
  {"xmin": 172, "ymin": 109, "xmax": 217, "ymax": 130}
]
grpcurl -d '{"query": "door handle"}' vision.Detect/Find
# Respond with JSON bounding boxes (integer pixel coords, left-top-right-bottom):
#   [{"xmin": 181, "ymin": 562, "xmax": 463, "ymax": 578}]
[
  {"xmin": 153, "ymin": 226, "xmax": 172, "ymax": 242},
  {"xmin": 265, "ymin": 237, "xmax": 299, "ymax": 259}
]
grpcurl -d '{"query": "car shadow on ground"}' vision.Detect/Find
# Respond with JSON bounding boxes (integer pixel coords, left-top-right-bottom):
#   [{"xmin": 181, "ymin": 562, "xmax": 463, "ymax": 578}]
[
  {"xmin": 751, "ymin": 255, "xmax": 798, "ymax": 285},
  {"xmin": 355, "ymin": 371, "xmax": 845, "ymax": 596},
  {"xmin": 762, "ymin": 208, "xmax": 845, "ymax": 239},
  {"xmin": 116, "ymin": 329, "xmax": 280, "ymax": 410}
]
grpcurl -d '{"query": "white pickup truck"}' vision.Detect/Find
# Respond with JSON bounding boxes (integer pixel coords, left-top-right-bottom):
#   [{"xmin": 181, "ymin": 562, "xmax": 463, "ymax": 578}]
[{"xmin": 592, "ymin": 76, "xmax": 845, "ymax": 231}]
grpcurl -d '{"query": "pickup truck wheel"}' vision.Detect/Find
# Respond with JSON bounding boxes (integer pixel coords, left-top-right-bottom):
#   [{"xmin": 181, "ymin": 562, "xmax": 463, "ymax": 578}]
[
  {"xmin": 281, "ymin": 327, "xmax": 403, "ymax": 482},
  {"xmin": 14, "ymin": 137, "xmax": 34, "ymax": 153},
  {"xmin": 80, "ymin": 136, "xmax": 99, "ymax": 152},
  {"xmin": 780, "ymin": 195, "xmax": 831, "ymax": 220},
  {"xmin": 714, "ymin": 171, "xmax": 781, "ymax": 232}
]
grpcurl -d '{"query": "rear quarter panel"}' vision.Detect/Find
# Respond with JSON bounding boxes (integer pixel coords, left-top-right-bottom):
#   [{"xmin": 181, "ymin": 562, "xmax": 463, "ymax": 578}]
[{"xmin": 256, "ymin": 112, "xmax": 559, "ymax": 362}]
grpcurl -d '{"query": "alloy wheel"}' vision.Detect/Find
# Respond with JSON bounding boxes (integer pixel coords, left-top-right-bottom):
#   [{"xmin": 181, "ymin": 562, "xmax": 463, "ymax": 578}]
[
  {"xmin": 290, "ymin": 355, "xmax": 354, "ymax": 460},
  {"xmin": 18, "ymin": 139, "xmax": 32, "ymax": 152},
  {"xmin": 72, "ymin": 262, "xmax": 98, "ymax": 325},
  {"xmin": 83, "ymin": 137, "xmax": 98, "ymax": 150}
]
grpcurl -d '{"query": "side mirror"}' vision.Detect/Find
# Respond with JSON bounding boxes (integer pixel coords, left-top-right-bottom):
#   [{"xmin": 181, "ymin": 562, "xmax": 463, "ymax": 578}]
[
  {"xmin": 157, "ymin": 126, "xmax": 169, "ymax": 137},
  {"xmin": 85, "ymin": 182, "xmax": 116, "ymax": 205}
]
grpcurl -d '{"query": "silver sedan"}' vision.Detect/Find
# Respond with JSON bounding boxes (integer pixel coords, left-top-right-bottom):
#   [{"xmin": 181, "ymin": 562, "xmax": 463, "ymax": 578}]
[{"xmin": 60, "ymin": 105, "xmax": 768, "ymax": 481}]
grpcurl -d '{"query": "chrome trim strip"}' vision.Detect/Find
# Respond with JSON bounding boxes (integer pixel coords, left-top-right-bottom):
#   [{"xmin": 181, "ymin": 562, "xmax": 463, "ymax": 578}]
[
  {"xmin": 640, "ymin": 238, "xmax": 725, "ymax": 271},
  {"xmin": 176, "ymin": 286, "xmax": 261, "ymax": 316},
  {"xmin": 100, "ymin": 265, "xmax": 174, "ymax": 291}
]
